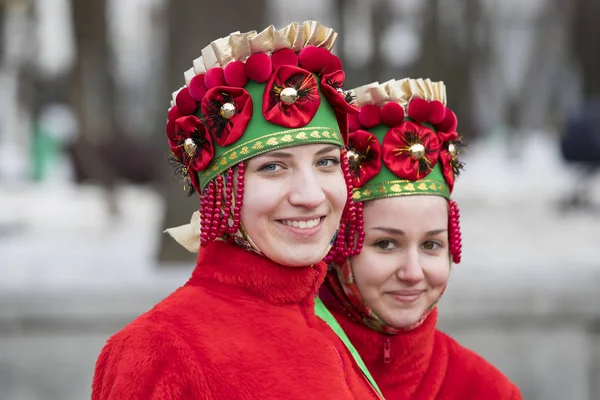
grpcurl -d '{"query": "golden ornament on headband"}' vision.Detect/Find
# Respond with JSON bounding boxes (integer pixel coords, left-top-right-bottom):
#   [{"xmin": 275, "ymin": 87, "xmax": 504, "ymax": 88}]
[
  {"xmin": 280, "ymin": 87, "xmax": 299, "ymax": 104},
  {"xmin": 409, "ymin": 143, "xmax": 426, "ymax": 160},
  {"xmin": 219, "ymin": 102, "xmax": 236, "ymax": 119},
  {"xmin": 184, "ymin": 138, "xmax": 197, "ymax": 156},
  {"xmin": 448, "ymin": 143, "xmax": 457, "ymax": 157},
  {"xmin": 347, "ymin": 149, "xmax": 362, "ymax": 170}
]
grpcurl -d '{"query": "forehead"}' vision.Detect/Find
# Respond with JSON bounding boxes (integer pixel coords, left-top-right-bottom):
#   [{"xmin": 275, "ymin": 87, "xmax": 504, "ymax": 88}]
[
  {"xmin": 363, "ymin": 195, "xmax": 448, "ymax": 226},
  {"xmin": 251, "ymin": 143, "xmax": 340, "ymax": 159}
]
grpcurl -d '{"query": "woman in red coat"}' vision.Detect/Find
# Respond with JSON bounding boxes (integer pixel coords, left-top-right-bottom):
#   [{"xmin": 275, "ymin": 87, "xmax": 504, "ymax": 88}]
[
  {"xmin": 319, "ymin": 79, "xmax": 522, "ymax": 399},
  {"xmin": 91, "ymin": 21, "xmax": 381, "ymax": 400}
]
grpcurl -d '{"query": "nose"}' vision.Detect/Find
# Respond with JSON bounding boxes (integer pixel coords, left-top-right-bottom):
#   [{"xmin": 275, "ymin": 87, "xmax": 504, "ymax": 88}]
[
  {"xmin": 287, "ymin": 166, "xmax": 326, "ymax": 209},
  {"xmin": 396, "ymin": 247, "xmax": 425, "ymax": 283}
]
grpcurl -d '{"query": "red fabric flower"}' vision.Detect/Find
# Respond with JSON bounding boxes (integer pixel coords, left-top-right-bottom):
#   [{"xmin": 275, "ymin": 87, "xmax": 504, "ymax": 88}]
[
  {"xmin": 382, "ymin": 121, "xmax": 441, "ymax": 181},
  {"xmin": 262, "ymin": 65, "xmax": 320, "ymax": 128},
  {"xmin": 439, "ymin": 150, "xmax": 455, "ymax": 192},
  {"xmin": 438, "ymin": 130, "xmax": 458, "ymax": 143},
  {"xmin": 435, "ymin": 108, "xmax": 458, "ymax": 133},
  {"xmin": 347, "ymin": 130, "xmax": 382, "ymax": 187},
  {"xmin": 321, "ymin": 70, "xmax": 358, "ymax": 115},
  {"xmin": 169, "ymin": 115, "xmax": 215, "ymax": 174},
  {"xmin": 201, "ymin": 86, "xmax": 253, "ymax": 146},
  {"xmin": 176, "ymin": 87, "xmax": 199, "ymax": 115},
  {"xmin": 439, "ymin": 137, "xmax": 464, "ymax": 193},
  {"xmin": 321, "ymin": 70, "xmax": 358, "ymax": 144}
]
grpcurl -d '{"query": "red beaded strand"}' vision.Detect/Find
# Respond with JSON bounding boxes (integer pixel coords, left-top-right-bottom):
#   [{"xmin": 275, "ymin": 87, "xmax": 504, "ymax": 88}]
[
  {"xmin": 200, "ymin": 181, "xmax": 216, "ymax": 247},
  {"xmin": 229, "ymin": 161, "xmax": 245, "ymax": 234},
  {"xmin": 324, "ymin": 148, "xmax": 362, "ymax": 263},
  {"xmin": 220, "ymin": 167, "xmax": 234, "ymax": 235},
  {"xmin": 354, "ymin": 200, "xmax": 365, "ymax": 255},
  {"xmin": 209, "ymin": 175, "xmax": 224, "ymax": 241},
  {"xmin": 448, "ymin": 200, "xmax": 462, "ymax": 264},
  {"xmin": 198, "ymin": 162, "xmax": 247, "ymax": 246}
]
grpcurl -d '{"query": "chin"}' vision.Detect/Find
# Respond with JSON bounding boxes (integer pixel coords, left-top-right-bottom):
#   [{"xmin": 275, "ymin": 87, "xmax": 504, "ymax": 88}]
[
  {"xmin": 287, "ymin": 243, "xmax": 331, "ymax": 266},
  {"xmin": 382, "ymin": 308, "xmax": 426, "ymax": 330}
]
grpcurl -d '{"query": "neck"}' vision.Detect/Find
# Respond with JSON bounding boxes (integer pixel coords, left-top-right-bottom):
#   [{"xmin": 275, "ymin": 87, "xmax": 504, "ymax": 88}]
[{"xmin": 189, "ymin": 240, "xmax": 326, "ymax": 304}]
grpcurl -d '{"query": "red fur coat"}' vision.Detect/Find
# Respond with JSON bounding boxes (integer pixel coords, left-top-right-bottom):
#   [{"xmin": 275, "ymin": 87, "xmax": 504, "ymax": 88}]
[
  {"xmin": 320, "ymin": 284, "xmax": 522, "ymax": 400},
  {"xmin": 92, "ymin": 241, "xmax": 380, "ymax": 400}
]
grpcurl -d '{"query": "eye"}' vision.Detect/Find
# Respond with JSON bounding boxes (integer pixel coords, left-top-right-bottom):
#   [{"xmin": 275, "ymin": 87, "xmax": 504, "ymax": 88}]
[
  {"xmin": 374, "ymin": 240, "xmax": 397, "ymax": 251},
  {"xmin": 258, "ymin": 163, "xmax": 282, "ymax": 173},
  {"xmin": 422, "ymin": 241, "xmax": 441, "ymax": 251},
  {"xmin": 316, "ymin": 157, "xmax": 341, "ymax": 168}
]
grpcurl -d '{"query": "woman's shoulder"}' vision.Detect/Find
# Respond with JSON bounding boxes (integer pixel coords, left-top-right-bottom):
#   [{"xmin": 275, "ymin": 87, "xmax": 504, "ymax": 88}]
[
  {"xmin": 92, "ymin": 288, "xmax": 214, "ymax": 399},
  {"xmin": 434, "ymin": 330, "xmax": 522, "ymax": 399}
]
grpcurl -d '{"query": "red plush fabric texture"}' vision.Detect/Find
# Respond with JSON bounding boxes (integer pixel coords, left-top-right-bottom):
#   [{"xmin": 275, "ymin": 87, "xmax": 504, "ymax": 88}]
[
  {"xmin": 298, "ymin": 45, "xmax": 331, "ymax": 74},
  {"xmin": 347, "ymin": 129, "xmax": 382, "ymax": 187},
  {"xmin": 92, "ymin": 242, "xmax": 381, "ymax": 400},
  {"xmin": 428, "ymin": 100, "xmax": 446, "ymax": 125},
  {"xmin": 263, "ymin": 65, "xmax": 320, "ymax": 128},
  {"xmin": 224, "ymin": 61, "xmax": 248, "ymax": 88},
  {"xmin": 435, "ymin": 108, "xmax": 458, "ymax": 133},
  {"xmin": 323, "ymin": 54, "xmax": 343, "ymax": 75},
  {"xmin": 201, "ymin": 86, "xmax": 252, "ymax": 146},
  {"xmin": 167, "ymin": 105, "xmax": 183, "ymax": 123},
  {"xmin": 204, "ymin": 67, "xmax": 226, "ymax": 89},
  {"xmin": 170, "ymin": 115, "xmax": 214, "ymax": 172},
  {"xmin": 189, "ymin": 74, "xmax": 208, "ymax": 101},
  {"xmin": 320, "ymin": 284, "xmax": 522, "ymax": 400},
  {"xmin": 381, "ymin": 102, "xmax": 405, "ymax": 127},
  {"xmin": 246, "ymin": 53, "xmax": 272, "ymax": 83},
  {"xmin": 358, "ymin": 105, "xmax": 382, "ymax": 128},
  {"xmin": 271, "ymin": 48, "xmax": 299, "ymax": 70},
  {"xmin": 166, "ymin": 120, "xmax": 175, "ymax": 137},
  {"xmin": 407, "ymin": 98, "xmax": 430, "ymax": 123},
  {"xmin": 176, "ymin": 87, "xmax": 199, "ymax": 115},
  {"xmin": 381, "ymin": 121, "xmax": 441, "ymax": 181}
]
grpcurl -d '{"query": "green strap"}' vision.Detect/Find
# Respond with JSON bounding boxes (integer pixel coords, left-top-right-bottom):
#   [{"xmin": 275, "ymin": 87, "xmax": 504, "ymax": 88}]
[{"xmin": 314, "ymin": 298, "xmax": 384, "ymax": 398}]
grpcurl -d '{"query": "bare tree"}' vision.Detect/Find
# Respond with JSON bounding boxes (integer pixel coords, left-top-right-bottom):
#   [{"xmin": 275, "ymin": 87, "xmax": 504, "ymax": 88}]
[
  {"xmin": 572, "ymin": 0, "xmax": 600, "ymax": 98},
  {"xmin": 68, "ymin": 0, "xmax": 119, "ymax": 213},
  {"xmin": 157, "ymin": 0, "xmax": 266, "ymax": 263},
  {"xmin": 408, "ymin": 0, "xmax": 491, "ymax": 140}
]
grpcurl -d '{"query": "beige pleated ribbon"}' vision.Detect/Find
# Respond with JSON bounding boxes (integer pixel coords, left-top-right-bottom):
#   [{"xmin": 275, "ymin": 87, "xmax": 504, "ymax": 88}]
[{"xmin": 351, "ymin": 78, "xmax": 447, "ymax": 111}]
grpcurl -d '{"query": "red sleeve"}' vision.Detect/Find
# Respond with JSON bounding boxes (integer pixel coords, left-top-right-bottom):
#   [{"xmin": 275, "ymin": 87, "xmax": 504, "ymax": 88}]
[{"xmin": 92, "ymin": 322, "xmax": 209, "ymax": 400}]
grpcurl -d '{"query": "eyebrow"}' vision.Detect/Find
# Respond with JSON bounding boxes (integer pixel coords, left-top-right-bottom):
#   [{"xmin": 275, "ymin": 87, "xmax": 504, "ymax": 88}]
[
  {"xmin": 256, "ymin": 145, "xmax": 340, "ymax": 160},
  {"xmin": 371, "ymin": 227, "xmax": 447, "ymax": 236},
  {"xmin": 315, "ymin": 145, "xmax": 341, "ymax": 155}
]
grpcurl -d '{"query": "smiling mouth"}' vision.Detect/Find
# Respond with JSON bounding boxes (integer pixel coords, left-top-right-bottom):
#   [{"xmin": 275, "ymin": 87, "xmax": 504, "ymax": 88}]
[
  {"xmin": 279, "ymin": 217, "xmax": 323, "ymax": 229},
  {"xmin": 389, "ymin": 291, "xmax": 424, "ymax": 303}
]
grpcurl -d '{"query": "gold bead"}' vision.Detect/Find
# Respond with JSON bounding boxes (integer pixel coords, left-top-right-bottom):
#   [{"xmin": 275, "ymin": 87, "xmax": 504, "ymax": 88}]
[
  {"xmin": 448, "ymin": 143, "xmax": 457, "ymax": 157},
  {"xmin": 347, "ymin": 149, "xmax": 361, "ymax": 170},
  {"xmin": 409, "ymin": 143, "xmax": 426, "ymax": 160},
  {"xmin": 183, "ymin": 138, "xmax": 197, "ymax": 156},
  {"xmin": 220, "ymin": 102, "xmax": 236, "ymax": 119},
  {"xmin": 280, "ymin": 87, "xmax": 299, "ymax": 104}
]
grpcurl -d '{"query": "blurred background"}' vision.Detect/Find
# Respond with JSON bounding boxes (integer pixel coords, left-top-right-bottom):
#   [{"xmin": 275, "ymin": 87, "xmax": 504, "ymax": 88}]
[{"xmin": 1, "ymin": 0, "xmax": 599, "ymax": 398}]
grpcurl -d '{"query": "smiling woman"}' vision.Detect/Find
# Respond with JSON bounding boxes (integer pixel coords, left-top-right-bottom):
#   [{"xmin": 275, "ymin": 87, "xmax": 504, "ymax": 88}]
[
  {"xmin": 319, "ymin": 78, "xmax": 522, "ymax": 399},
  {"xmin": 242, "ymin": 144, "xmax": 347, "ymax": 266},
  {"xmin": 91, "ymin": 21, "xmax": 382, "ymax": 400}
]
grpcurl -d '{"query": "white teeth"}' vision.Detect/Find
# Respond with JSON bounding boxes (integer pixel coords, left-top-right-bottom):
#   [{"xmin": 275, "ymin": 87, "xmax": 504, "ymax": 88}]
[{"xmin": 282, "ymin": 218, "xmax": 320, "ymax": 229}]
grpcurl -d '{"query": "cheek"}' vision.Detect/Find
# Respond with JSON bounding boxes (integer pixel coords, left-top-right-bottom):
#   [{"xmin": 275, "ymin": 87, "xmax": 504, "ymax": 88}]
[
  {"xmin": 351, "ymin": 251, "xmax": 394, "ymax": 297},
  {"xmin": 425, "ymin": 259, "xmax": 451, "ymax": 289},
  {"xmin": 239, "ymin": 179, "xmax": 281, "ymax": 230},
  {"xmin": 323, "ymin": 172, "xmax": 347, "ymax": 212}
]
